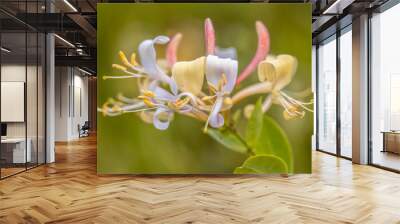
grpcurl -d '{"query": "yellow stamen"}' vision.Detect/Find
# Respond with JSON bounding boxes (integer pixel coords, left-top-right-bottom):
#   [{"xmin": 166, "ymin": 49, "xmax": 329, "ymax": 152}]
[
  {"xmin": 283, "ymin": 110, "xmax": 294, "ymax": 120},
  {"xmin": 217, "ymin": 73, "xmax": 227, "ymax": 91},
  {"xmin": 202, "ymin": 95, "xmax": 216, "ymax": 102},
  {"xmin": 111, "ymin": 105, "xmax": 121, "ymax": 113},
  {"xmin": 222, "ymin": 73, "xmax": 227, "ymax": 85},
  {"xmin": 208, "ymin": 82, "xmax": 218, "ymax": 94},
  {"xmin": 174, "ymin": 97, "xmax": 190, "ymax": 108},
  {"xmin": 131, "ymin": 53, "xmax": 139, "ymax": 66},
  {"xmin": 101, "ymin": 104, "xmax": 109, "ymax": 115},
  {"xmin": 137, "ymin": 95, "xmax": 147, "ymax": 100},
  {"xmin": 112, "ymin": 64, "xmax": 127, "ymax": 71},
  {"xmin": 224, "ymin": 97, "xmax": 233, "ymax": 105},
  {"xmin": 167, "ymin": 102, "xmax": 176, "ymax": 109},
  {"xmin": 143, "ymin": 90, "xmax": 155, "ymax": 98},
  {"xmin": 118, "ymin": 51, "xmax": 130, "ymax": 67},
  {"xmin": 143, "ymin": 99, "xmax": 155, "ymax": 107},
  {"xmin": 283, "ymin": 104, "xmax": 305, "ymax": 120}
]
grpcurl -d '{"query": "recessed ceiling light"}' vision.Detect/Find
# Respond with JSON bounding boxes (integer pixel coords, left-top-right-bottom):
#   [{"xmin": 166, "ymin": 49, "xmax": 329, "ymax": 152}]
[
  {"xmin": 1, "ymin": 47, "xmax": 11, "ymax": 53},
  {"xmin": 323, "ymin": 0, "xmax": 354, "ymax": 15},
  {"xmin": 78, "ymin": 67, "xmax": 93, "ymax": 76},
  {"xmin": 54, "ymin": 34, "xmax": 75, "ymax": 48},
  {"xmin": 63, "ymin": 0, "xmax": 78, "ymax": 12}
]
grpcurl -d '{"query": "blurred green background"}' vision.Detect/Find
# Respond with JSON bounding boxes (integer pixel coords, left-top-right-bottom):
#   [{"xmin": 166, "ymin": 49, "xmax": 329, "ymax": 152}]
[{"xmin": 97, "ymin": 3, "xmax": 312, "ymax": 174}]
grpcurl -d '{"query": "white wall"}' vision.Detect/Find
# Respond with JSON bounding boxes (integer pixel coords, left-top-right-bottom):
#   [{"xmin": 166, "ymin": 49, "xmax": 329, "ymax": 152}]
[
  {"xmin": 1, "ymin": 65, "xmax": 36, "ymax": 138},
  {"xmin": 55, "ymin": 67, "xmax": 70, "ymax": 141},
  {"xmin": 55, "ymin": 67, "xmax": 89, "ymax": 141}
]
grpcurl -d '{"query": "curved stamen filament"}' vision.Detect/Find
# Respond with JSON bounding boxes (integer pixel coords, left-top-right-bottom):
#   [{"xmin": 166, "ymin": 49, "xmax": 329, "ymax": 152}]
[
  {"xmin": 232, "ymin": 81, "xmax": 273, "ymax": 104},
  {"xmin": 103, "ymin": 75, "xmax": 142, "ymax": 80},
  {"xmin": 203, "ymin": 96, "xmax": 223, "ymax": 132},
  {"xmin": 117, "ymin": 94, "xmax": 140, "ymax": 104},
  {"xmin": 278, "ymin": 96, "xmax": 294, "ymax": 115},
  {"xmin": 122, "ymin": 107, "xmax": 157, "ymax": 113},
  {"xmin": 280, "ymin": 91, "xmax": 314, "ymax": 112}
]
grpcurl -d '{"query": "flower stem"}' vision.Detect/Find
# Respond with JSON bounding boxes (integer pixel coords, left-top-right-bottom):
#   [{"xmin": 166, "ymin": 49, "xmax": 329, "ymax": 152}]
[{"xmin": 226, "ymin": 126, "xmax": 254, "ymax": 156}]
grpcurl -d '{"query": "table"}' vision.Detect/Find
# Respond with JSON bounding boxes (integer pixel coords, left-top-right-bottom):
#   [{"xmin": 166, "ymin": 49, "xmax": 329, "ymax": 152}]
[
  {"xmin": 381, "ymin": 131, "xmax": 400, "ymax": 154},
  {"xmin": 1, "ymin": 138, "xmax": 31, "ymax": 164}
]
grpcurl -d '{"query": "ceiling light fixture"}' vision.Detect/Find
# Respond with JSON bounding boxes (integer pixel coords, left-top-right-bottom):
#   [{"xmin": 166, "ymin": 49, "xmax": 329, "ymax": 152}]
[
  {"xmin": 322, "ymin": 0, "xmax": 353, "ymax": 15},
  {"xmin": 1, "ymin": 47, "xmax": 11, "ymax": 53},
  {"xmin": 63, "ymin": 0, "xmax": 78, "ymax": 12},
  {"xmin": 54, "ymin": 34, "xmax": 75, "ymax": 48},
  {"xmin": 78, "ymin": 67, "xmax": 93, "ymax": 76}
]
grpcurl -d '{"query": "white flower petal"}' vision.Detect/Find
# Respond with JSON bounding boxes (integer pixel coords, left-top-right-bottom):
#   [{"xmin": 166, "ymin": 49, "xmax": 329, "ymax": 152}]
[
  {"xmin": 215, "ymin": 46, "xmax": 237, "ymax": 60},
  {"xmin": 206, "ymin": 55, "xmax": 238, "ymax": 94},
  {"xmin": 153, "ymin": 107, "xmax": 173, "ymax": 130},
  {"xmin": 208, "ymin": 96, "xmax": 225, "ymax": 128},
  {"xmin": 172, "ymin": 56, "xmax": 205, "ymax": 95},
  {"xmin": 153, "ymin": 86, "xmax": 176, "ymax": 102},
  {"xmin": 264, "ymin": 54, "xmax": 297, "ymax": 90},
  {"xmin": 153, "ymin": 35, "xmax": 170, "ymax": 44},
  {"xmin": 138, "ymin": 35, "xmax": 177, "ymax": 94}
]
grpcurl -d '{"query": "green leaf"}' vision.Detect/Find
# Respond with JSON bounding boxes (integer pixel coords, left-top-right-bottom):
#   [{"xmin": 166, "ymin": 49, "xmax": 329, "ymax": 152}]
[
  {"xmin": 245, "ymin": 98, "xmax": 263, "ymax": 149},
  {"xmin": 207, "ymin": 128, "xmax": 248, "ymax": 154},
  {"xmin": 254, "ymin": 116, "xmax": 293, "ymax": 172},
  {"xmin": 235, "ymin": 154, "xmax": 288, "ymax": 174}
]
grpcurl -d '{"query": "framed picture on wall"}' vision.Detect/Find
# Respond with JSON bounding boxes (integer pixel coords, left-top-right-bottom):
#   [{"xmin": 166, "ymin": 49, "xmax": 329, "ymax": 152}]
[{"xmin": 97, "ymin": 3, "xmax": 313, "ymax": 174}]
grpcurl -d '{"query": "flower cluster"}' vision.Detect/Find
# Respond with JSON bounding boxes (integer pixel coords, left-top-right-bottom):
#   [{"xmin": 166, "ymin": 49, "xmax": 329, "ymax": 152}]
[{"xmin": 99, "ymin": 18, "xmax": 313, "ymax": 131}]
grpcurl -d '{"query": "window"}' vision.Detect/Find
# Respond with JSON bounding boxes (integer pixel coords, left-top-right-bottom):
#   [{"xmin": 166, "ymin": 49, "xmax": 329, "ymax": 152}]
[
  {"xmin": 339, "ymin": 28, "xmax": 352, "ymax": 158},
  {"xmin": 370, "ymin": 3, "xmax": 400, "ymax": 171},
  {"xmin": 317, "ymin": 36, "xmax": 337, "ymax": 154}
]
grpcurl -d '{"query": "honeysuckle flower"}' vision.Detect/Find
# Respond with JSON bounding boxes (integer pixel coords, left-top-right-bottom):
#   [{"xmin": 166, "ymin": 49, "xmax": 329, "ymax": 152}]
[
  {"xmin": 232, "ymin": 54, "xmax": 313, "ymax": 119},
  {"xmin": 100, "ymin": 17, "xmax": 312, "ymax": 137},
  {"xmin": 103, "ymin": 36, "xmax": 178, "ymax": 95},
  {"xmin": 204, "ymin": 55, "xmax": 238, "ymax": 130},
  {"xmin": 170, "ymin": 54, "xmax": 238, "ymax": 130},
  {"xmin": 236, "ymin": 21, "xmax": 270, "ymax": 85}
]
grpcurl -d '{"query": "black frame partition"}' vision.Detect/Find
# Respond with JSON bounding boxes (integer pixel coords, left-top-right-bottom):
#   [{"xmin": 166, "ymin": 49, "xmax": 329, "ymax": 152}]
[
  {"xmin": 0, "ymin": 1, "xmax": 47, "ymax": 180},
  {"xmin": 315, "ymin": 23, "xmax": 353, "ymax": 160}
]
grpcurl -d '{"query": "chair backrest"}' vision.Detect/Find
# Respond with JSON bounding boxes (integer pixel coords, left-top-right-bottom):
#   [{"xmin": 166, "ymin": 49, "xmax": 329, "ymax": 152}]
[{"xmin": 82, "ymin": 121, "xmax": 90, "ymax": 129}]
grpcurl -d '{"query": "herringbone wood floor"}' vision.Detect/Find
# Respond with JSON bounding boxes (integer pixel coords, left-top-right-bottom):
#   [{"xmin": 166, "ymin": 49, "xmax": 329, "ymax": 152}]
[{"xmin": 1, "ymin": 135, "xmax": 400, "ymax": 224}]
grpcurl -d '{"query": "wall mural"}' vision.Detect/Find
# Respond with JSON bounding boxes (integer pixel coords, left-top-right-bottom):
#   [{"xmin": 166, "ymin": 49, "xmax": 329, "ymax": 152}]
[{"xmin": 98, "ymin": 3, "xmax": 312, "ymax": 174}]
